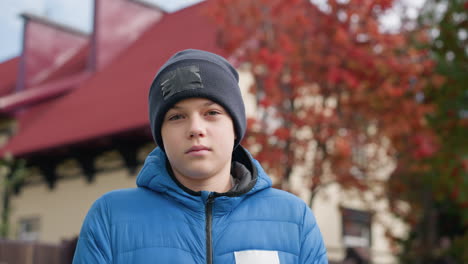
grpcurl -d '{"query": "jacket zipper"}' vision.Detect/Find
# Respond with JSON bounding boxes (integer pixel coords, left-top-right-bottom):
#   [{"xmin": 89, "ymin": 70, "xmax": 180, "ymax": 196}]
[{"xmin": 205, "ymin": 194, "xmax": 215, "ymax": 264}]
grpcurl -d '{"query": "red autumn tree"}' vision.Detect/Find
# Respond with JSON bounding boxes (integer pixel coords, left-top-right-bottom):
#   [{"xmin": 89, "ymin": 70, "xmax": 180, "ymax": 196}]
[{"xmin": 206, "ymin": 0, "xmax": 438, "ymax": 208}]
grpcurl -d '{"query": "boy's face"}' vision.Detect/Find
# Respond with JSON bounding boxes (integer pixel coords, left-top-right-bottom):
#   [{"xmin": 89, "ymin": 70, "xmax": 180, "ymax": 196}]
[{"xmin": 161, "ymin": 98, "xmax": 236, "ymax": 186}]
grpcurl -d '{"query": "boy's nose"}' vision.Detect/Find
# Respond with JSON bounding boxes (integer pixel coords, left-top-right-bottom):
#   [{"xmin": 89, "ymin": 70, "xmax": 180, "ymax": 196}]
[
  {"xmin": 187, "ymin": 116, "xmax": 205, "ymax": 138},
  {"xmin": 189, "ymin": 130, "xmax": 203, "ymax": 138}
]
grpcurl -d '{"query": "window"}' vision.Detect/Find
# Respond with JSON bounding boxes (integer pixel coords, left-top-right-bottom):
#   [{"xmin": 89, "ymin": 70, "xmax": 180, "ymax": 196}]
[
  {"xmin": 17, "ymin": 216, "xmax": 40, "ymax": 241},
  {"xmin": 342, "ymin": 208, "xmax": 372, "ymax": 247},
  {"xmin": 341, "ymin": 208, "xmax": 372, "ymax": 263}
]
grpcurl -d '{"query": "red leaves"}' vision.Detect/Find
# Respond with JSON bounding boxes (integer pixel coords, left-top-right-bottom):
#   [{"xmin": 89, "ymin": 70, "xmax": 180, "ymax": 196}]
[
  {"xmin": 279, "ymin": 34, "xmax": 295, "ymax": 53},
  {"xmin": 246, "ymin": 117, "xmax": 257, "ymax": 130},
  {"xmin": 259, "ymin": 97, "xmax": 272, "ymax": 107},
  {"xmin": 258, "ymin": 48, "xmax": 270, "ymax": 62},
  {"xmin": 327, "ymin": 67, "xmax": 341, "ymax": 85},
  {"xmin": 327, "ymin": 67, "xmax": 359, "ymax": 89},
  {"xmin": 334, "ymin": 27, "xmax": 349, "ymax": 45},
  {"xmin": 463, "ymin": 158, "xmax": 468, "ymax": 172},
  {"xmin": 411, "ymin": 134, "xmax": 438, "ymax": 159},
  {"xmin": 263, "ymin": 77, "xmax": 276, "ymax": 94},
  {"xmin": 273, "ymin": 127, "xmax": 290, "ymax": 141},
  {"xmin": 451, "ymin": 187, "xmax": 459, "ymax": 200},
  {"xmin": 207, "ymin": 0, "xmax": 442, "ymax": 220},
  {"xmin": 257, "ymin": 48, "xmax": 285, "ymax": 75},
  {"xmin": 267, "ymin": 52, "xmax": 285, "ymax": 74},
  {"xmin": 335, "ymin": 136, "xmax": 351, "ymax": 157},
  {"xmin": 342, "ymin": 70, "xmax": 359, "ymax": 89},
  {"xmin": 381, "ymin": 80, "xmax": 405, "ymax": 97}
]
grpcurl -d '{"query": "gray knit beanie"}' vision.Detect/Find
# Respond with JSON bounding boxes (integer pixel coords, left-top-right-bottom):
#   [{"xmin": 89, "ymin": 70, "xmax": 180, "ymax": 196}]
[{"xmin": 148, "ymin": 49, "xmax": 246, "ymax": 151}]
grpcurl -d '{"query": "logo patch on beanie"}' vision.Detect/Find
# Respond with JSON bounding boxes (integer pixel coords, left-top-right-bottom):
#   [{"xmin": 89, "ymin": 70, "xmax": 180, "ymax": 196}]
[{"xmin": 160, "ymin": 65, "xmax": 203, "ymax": 100}]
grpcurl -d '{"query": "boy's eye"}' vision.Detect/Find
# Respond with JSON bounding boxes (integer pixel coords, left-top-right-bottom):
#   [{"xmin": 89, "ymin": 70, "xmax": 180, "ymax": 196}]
[
  {"xmin": 206, "ymin": 110, "xmax": 221, "ymax": 116},
  {"xmin": 168, "ymin": 114, "xmax": 183, "ymax": 121}
]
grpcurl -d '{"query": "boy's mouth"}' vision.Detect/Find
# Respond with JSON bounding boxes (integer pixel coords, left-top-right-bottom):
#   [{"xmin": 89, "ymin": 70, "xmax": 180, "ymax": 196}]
[{"xmin": 186, "ymin": 145, "xmax": 211, "ymax": 154}]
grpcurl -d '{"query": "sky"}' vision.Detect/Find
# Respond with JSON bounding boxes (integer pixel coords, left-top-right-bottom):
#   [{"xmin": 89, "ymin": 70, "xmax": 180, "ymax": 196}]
[
  {"xmin": 0, "ymin": 0, "xmax": 425, "ymax": 64},
  {"xmin": 0, "ymin": 0, "xmax": 204, "ymax": 63}
]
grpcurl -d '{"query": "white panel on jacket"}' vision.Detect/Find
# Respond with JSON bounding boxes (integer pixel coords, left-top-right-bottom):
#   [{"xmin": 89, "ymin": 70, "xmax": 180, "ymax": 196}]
[{"xmin": 234, "ymin": 250, "xmax": 280, "ymax": 264}]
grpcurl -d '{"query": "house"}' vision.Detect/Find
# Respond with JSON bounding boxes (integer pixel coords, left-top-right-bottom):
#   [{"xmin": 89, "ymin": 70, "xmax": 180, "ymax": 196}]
[{"xmin": 0, "ymin": 0, "xmax": 405, "ymax": 263}]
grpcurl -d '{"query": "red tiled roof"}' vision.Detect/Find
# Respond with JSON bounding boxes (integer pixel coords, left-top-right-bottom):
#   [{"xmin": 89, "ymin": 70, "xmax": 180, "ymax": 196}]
[
  {"xmin": 1, "ymin": 1, "xmax": 224, "ymax": 157},
  {"xmin": 0, "ymin": 57, "xmax": 19, "ymax": 97},
  {"xmin": 0, "ymin": 72, "xmax": 90, "ymax": 113},
  {"xmin": 37, "ymin": 44, "xmax": 90, "ymax": 84}
]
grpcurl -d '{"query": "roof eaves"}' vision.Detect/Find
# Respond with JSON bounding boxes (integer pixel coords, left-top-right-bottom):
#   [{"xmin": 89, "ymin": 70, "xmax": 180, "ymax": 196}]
[
  {"xmin": 131, "ymin": 0, "xmax": 205, "ymax": 13},
  {"xmin": 127, "ymin": 0, "xmax": 166, "ymax": 13},
  {"xmin": 0, "ymin": 72, "xmax": 91, "ymax": 113},
  {"xmin": 20, "ymin": 12, "xmax": 90, "ymax": 37}
]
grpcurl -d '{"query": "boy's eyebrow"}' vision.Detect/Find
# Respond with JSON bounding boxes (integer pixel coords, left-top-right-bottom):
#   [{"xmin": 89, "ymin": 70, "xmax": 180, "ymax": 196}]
[{"xmin": 203, "ymin": 102, "xmax": 216, "ymax": 107}]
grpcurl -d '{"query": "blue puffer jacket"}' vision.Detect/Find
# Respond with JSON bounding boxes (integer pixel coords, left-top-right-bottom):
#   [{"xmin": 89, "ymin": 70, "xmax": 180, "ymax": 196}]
[{"xmin": 73, "ymin": 147, "xmax": 328, "ymax": 263}]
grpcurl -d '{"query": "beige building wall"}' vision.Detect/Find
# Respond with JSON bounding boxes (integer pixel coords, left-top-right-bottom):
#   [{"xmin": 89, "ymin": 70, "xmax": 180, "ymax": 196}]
[
  {"xmin": 312, "ymin": 183, "xmax": 406, "ymax": 264},
  {"xmin": 10, "ymin": 167, "xmax": 138, "ymax": 243},
  {"xmin": 287, "ymin": 160, "xmax": 405, "ymax": 263}
]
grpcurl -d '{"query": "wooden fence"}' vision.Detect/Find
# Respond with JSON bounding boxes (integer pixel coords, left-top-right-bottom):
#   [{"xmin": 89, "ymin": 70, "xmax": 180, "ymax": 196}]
[{"xmin": 0, "ymin": 237, "xmax": 76, "ymax": 264}]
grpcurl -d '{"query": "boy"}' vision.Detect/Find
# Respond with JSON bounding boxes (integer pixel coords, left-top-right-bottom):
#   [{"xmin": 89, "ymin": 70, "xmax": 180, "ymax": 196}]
[{"xmin": 73, "ymin": 49, "xmax": 328, "ymax": 263}]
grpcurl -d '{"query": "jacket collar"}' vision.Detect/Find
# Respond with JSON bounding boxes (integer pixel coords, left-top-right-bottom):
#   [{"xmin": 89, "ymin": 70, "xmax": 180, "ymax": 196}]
[{"xmin": 136, "ymin": 146, "xmax": 272, "ymax": 213}]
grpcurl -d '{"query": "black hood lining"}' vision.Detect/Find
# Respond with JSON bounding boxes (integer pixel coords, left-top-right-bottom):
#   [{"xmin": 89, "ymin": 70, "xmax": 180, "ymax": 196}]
[{"xmin": 165, "ymin": 146, "xmax": 257, "ymax": 197}]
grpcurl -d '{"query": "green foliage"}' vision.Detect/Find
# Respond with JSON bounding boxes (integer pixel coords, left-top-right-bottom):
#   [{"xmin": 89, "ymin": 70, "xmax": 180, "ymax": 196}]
[
  {"xmin": 397, "ymin": 0, "xmax": 467, "ymax": 262},
  {"xmin": 0, "ymin": 157, "xmax": 27, "ymax": 238}
]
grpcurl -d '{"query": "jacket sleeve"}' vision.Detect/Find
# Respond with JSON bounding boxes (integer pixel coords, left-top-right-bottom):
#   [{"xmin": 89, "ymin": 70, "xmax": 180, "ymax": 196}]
[
  {"xmin": 73, "ymin": 196, "xmax": 113, "ymax": 264},
  {"xmin": 299, "ymin": 205, "xmax": 328, "ymax": 264}
]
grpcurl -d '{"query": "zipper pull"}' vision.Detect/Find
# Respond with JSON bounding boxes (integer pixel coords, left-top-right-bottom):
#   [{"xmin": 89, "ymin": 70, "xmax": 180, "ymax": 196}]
[{"xmin": 206, "ymin": 193, "xmax": 215, "ymax": 205}]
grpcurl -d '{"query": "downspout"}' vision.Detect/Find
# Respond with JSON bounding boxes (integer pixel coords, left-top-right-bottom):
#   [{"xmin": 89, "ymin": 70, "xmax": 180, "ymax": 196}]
[
  {"xmin": 16, "ymin": 15, "xmax": 29, "ymax": 93},
  {"xmin": 88, "ymin": 0, "xmax": 99, "ymax": 72}
]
